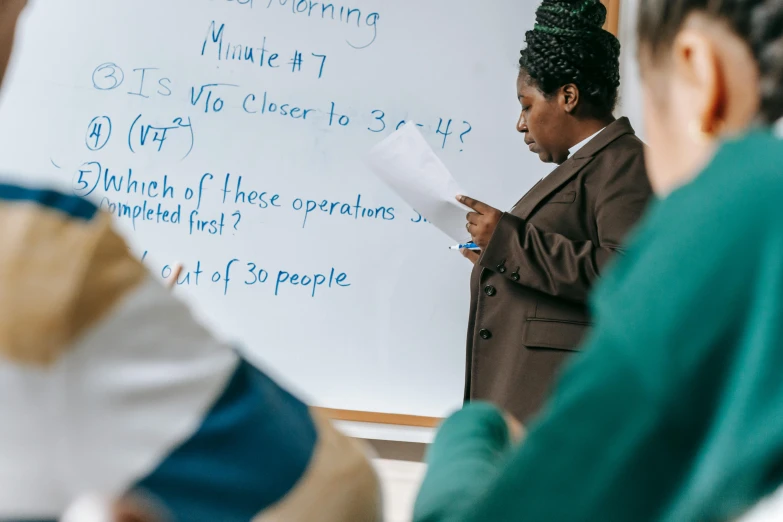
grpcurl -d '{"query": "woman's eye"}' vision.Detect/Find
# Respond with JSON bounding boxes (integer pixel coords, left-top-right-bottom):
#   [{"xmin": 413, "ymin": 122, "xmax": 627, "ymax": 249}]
[{"xmin": 522, "ymin": 106, "xmax": 530, "ymax": 112}]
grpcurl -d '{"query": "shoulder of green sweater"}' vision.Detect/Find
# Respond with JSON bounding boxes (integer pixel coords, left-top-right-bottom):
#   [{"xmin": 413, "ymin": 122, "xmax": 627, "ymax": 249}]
[
  {"xmin": 687, "ymin": 130, "xmax": 783, "ymax": 209},
  {"xmin": 630, "ymin": 130, "xmax": 783, "ymax": 241}
]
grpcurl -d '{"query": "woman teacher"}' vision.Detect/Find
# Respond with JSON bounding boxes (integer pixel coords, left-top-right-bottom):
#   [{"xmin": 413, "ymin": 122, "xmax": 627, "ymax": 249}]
[{"xmin": 461, "ymin": 0, "xmax": 652, "ymax": 422}]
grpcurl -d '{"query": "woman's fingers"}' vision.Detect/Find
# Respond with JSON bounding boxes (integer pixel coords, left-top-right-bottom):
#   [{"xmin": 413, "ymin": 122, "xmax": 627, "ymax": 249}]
[
  {"xmin": 503, "ymin": 413, "xmax": 526, "ymax": 445},
  {"xmin": 466, "ymin": 211, "xmax": 480, "ymax": 224},
  {"xmin": 457, "ymin": 195, "xmax": 490, "ymax": 214},
  {"xmin": 461, "ymin": 248, "xmax": 480, "ymax": 264}
]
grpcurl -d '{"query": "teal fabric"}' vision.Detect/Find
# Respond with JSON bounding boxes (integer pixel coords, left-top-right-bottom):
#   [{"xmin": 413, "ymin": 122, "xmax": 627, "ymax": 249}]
[{"xmin": 415, "ymin": 130, "xmax": 783, "ymax": 522}]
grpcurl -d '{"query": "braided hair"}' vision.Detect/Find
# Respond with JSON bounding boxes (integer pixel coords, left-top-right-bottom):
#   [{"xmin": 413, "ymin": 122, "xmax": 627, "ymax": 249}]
[
  {"xmin": 519, "ymin": 0, "xmax": 621, "ymax": 117},
  {"xmin": 638, "ymin": 0, "xmax": 783, "ymax": 124}
]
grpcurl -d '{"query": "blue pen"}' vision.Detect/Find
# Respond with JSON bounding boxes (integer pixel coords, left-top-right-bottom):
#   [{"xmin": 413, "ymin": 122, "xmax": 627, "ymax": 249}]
[{"xmin": 449, "ymin": 242, "xmax": 480, "ymax": 250}]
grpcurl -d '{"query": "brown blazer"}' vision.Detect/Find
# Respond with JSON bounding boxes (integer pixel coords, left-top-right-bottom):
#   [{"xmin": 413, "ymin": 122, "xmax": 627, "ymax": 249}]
[{"xmin": 465, "ymin": 117, "xmax": 652, "ymax": 422}]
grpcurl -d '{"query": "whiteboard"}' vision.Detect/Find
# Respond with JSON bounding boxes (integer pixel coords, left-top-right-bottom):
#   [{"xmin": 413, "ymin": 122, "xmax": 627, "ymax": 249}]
[
  {"xmin": 0, "ymin": 0, "xmax": 551, "ymax": 418},
  {"xmin": 617, "ymin": 0, "xmax": 646, "ymax": 142}
]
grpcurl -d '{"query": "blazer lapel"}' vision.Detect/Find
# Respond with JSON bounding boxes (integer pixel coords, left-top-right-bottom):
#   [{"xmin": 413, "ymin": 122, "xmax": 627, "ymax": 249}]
[
  {"xmin": 512, "ymin": 158, "xmax": 592, "ymax": 220},
  {"xmin": 511, "ymin": 117, "xmax": 637, "ymax": 221}
]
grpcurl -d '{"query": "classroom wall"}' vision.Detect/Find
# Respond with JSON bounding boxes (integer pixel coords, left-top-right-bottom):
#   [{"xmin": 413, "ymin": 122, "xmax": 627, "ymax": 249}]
[{"xmin": 616, "ymin": 0, "xmax": 645, "ymax": 142}]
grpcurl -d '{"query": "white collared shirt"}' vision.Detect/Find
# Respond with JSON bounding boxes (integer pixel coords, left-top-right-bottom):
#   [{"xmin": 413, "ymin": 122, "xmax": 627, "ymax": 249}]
[{"xmin": 568, "ymin": 127, "xmax": 606, "ymax": 157}]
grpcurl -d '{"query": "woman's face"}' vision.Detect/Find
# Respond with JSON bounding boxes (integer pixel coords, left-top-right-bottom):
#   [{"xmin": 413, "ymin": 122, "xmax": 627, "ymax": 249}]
[
  {"xmin": 516, "ymin": 73, "xmax": 573, "ymax": 165},
  {"xmin": 640, "ymin": 14, "xmax": 760, "ymax": 196}
]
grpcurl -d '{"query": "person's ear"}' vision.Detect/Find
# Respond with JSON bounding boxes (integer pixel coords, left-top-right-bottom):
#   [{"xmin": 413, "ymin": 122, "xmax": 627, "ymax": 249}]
[
  {"xmin": 671, "ymin": 23, "xmax": 725, "ymax": 140},
  {"xmin": 560, "ymin": 84, "xmax": 580, "ymax": 114}
]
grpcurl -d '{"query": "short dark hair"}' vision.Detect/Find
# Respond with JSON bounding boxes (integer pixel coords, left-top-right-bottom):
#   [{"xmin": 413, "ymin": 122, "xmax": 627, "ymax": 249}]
[
  {"xmin": 519, "ymin": 0, "xmax": 621, "ymax": 117},
  {"xmin": 638, "ymin": 0, "xmax": 783, "ymax": 123}
]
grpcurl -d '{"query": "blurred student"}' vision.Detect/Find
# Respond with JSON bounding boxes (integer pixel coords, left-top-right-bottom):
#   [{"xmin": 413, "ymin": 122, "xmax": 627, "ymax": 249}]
[
  {"xmin": 0, "ymin": 2, "xmax": 380, "ymax": 521},
  {"xmin": 414, "ymin": 0, "xmax": 783, "ymax": 520}
]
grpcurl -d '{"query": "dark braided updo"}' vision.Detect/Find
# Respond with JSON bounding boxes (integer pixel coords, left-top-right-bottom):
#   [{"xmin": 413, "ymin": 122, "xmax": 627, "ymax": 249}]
[
  {"xmin": 519, "ymin": 0, "xmax": 621, "ymax": 117},
  {"xmin": 638, "ymin": 0, "xmax": 783, "ymax": 124}
]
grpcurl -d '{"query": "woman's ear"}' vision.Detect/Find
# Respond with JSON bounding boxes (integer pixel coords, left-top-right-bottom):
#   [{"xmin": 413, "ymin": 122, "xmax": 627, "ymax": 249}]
[
  {"xmin": 559, "ymin": 84, "xmax": 580, "ymax": 114},
  {"xmin": 671, "ymin": 19, "xmax": 725, "ymax": 138}
]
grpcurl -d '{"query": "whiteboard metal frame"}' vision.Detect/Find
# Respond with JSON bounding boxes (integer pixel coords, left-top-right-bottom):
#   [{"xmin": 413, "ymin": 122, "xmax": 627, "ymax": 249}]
[
  {"xmin": 603, "ymin": 0, "xmax": 621, "ymax": 36},
  {"xmin": 318, "ymin": 408, "xmax": 441, "ymax": 428}
]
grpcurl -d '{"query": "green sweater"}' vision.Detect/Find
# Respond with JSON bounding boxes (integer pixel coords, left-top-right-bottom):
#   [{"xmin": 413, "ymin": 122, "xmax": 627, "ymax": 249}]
[{"xmin": 414, "ymin": 130, "xmax": 783, "ymax": 522}]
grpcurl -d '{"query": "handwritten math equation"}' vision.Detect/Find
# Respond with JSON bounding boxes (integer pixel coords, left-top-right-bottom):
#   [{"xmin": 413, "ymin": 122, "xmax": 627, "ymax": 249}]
[{"xmin": 51, "ymin": 1, "xmax": 474, "ymax": 298}]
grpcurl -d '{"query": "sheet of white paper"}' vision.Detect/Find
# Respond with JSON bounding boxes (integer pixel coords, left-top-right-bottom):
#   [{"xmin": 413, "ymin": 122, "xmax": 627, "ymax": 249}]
[{"xmin": 366, "ymin": 123, "xmax": 470, "ymax": 243}]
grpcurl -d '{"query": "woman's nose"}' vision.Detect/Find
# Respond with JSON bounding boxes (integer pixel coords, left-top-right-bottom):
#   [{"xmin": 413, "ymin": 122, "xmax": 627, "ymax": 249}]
[{"xmin": 516, "ymin": 112, "xmax": 527, "ymax": 133}]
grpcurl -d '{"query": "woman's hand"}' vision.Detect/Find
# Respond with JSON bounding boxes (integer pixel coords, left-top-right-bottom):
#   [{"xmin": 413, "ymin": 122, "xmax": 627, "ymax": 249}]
[
  {"xmin": 504, "ymin": 412, "xmax": 526, "ymax": 445},
  {"xmin": 461, "ymin": 248, "xmax": 481, "ymax": 265},
  {"xmin": 458, "ymin": 195, "xmax": 503, "ymax": 249}
]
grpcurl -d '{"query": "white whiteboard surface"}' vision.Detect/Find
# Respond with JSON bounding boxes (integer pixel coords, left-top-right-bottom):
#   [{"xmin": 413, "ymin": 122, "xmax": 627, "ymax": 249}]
[{"xmin": 0, "ymin": 0, "xmax": 550, "ymax": 419}]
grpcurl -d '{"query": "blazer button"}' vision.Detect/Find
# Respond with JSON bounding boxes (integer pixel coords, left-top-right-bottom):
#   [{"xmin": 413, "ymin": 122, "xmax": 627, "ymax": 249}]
[
  {"xmin": 479, "ymin": 329, "xmax": 492, "ymax": 340},
  {"xmin": 511, "ymin": 272, "xmax": 520, "ymax": 282},
  {"xmin": 484, "ymin": 285, "xmax": 496, "ymax": 296},
  {"xmin": 497, "ymin": 264, "xmax": 507, "ymax": 274}
]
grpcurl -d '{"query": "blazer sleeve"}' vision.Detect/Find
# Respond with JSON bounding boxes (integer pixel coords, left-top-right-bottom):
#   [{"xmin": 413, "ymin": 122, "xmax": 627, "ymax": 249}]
[{"xmin": 479, "ymin": 150, "xmax": 651, "ymax": 303}]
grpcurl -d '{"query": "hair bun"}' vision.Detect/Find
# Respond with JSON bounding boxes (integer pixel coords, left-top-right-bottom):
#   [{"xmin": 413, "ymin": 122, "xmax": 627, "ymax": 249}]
[
  {"xmin": 534, "ymin": 0, "xmax": 608, "ymax": 37},
  {"xmin": 519, "ymin": 0, "xmax": 621, "ymax": 115}
]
